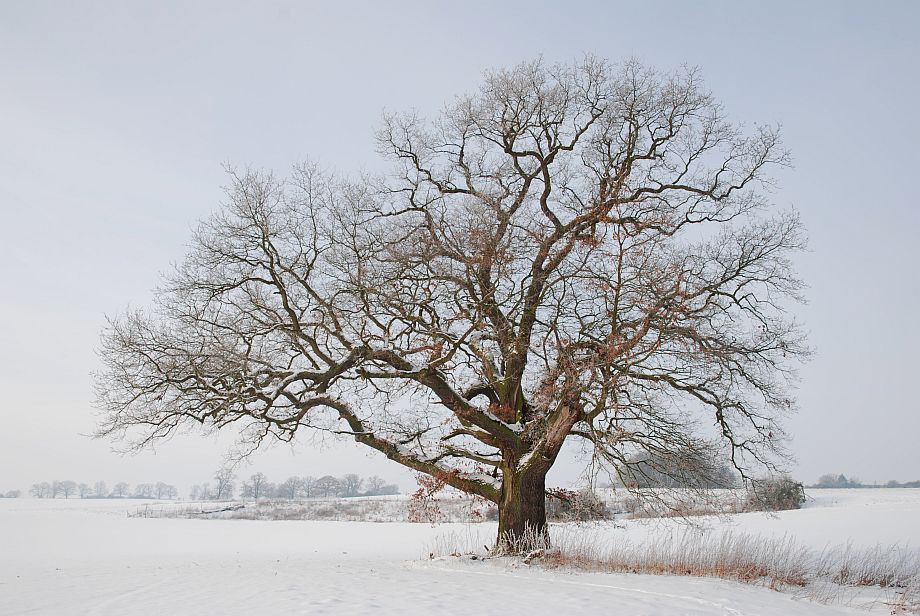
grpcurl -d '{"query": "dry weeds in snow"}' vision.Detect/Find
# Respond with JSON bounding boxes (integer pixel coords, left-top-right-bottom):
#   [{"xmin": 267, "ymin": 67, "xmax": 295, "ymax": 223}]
[{"xmin": 431, "ymin": 525, "xmax": 920, "ymax": 612}]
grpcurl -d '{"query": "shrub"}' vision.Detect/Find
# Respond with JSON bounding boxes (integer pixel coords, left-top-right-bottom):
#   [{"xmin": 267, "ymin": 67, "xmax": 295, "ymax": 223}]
[
  {"xmin": 312, "ymin": 505, "xmax": 338, "ymax": 519},
  {"xmin": 546, "ymin": 488, "xmax": 609, "ymax": 521},
  {"xmin": 747, "ymin": 477, "xmax": 806, "ymax": 511}
]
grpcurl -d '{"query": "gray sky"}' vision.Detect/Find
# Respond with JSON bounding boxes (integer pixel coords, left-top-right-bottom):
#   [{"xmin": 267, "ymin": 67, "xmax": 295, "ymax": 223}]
[{"xmin": 1, "ymin": 1, "xmax": 918, "ymax": 495}]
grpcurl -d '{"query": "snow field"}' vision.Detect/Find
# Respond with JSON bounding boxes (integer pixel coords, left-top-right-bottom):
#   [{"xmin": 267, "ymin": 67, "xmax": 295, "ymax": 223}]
[{"xmin": 1, "ymin": 489, "xmax": 917, "ymax": 615}]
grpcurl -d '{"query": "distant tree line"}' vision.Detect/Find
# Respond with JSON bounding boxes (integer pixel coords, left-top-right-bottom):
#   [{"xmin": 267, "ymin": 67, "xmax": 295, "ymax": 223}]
[
  {"xmin": 0, "ymin": 489, "xmax": 21, "ymax": 498},
  {"xmin": 28, "ymin": 480, "xmax": 178, "ymax": 499},
  {"xmin": 616, "ymin": 448, "xmax": 739, "ymax": 489},
  {"xmin": 189, "ymin": 470, "xmax": 399, "ymax": 501},
  {"xmin": 812, "ymin": 474, "xmax": 920, "ymax": 489},
  {"xmin": 884, "ymin": 480, "xmax": 920, "ymax": 488}
]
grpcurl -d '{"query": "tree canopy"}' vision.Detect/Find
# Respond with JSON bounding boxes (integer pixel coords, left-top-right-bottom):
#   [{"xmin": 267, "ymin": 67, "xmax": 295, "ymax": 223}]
[{"xmin": 96, "ymin": 57, "xmax": 807, "ymax": 543}]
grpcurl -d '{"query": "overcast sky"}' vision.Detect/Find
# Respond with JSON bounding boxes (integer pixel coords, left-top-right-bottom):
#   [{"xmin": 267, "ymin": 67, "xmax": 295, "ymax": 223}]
[{"xmin": 1, "ymin": 1, "xmax": 918, "ymax": 495}]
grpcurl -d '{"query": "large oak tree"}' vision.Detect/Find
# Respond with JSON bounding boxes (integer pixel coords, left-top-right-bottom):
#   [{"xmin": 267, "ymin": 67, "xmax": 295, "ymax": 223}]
[{"xmin": 96, "ymin": 58, "xmax": 807, "ymax": 546}]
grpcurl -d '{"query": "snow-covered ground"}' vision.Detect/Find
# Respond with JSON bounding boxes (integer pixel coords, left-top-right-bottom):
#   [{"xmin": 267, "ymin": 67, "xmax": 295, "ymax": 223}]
[
  {"xmin": 618, "ymin": 488, "xmax": 920, "ymax": 549},
  {"xmin": 1, "ymin": 490, "xmax": 917, "ymax": 615}
]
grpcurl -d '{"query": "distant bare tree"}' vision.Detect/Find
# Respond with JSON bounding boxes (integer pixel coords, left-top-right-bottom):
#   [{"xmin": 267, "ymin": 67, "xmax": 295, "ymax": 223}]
[
  {"xmin": 30, "ymin": 482, "xmax": 51, "ymax": 498},
  {"xmin": 195, "ymin": 482, "xmax": 212, "ymax": 500},
  {"xmin": 111, "ymin": 482, "xmax": 130, "ymax": 498},
  {"xmin": 253, "ymin": 472, "xmax": 267, "ymax": 498},
  {"xmin": 277, "ymin": 476, "xmax": 304, "ymax": 499},
  {"xmin": 240, "ymin": 473, "xmax": 268, "ymax": 500},
  {"xmin": 59, "ymin": 480, "xmax": 77, "ymax": 499},
  {"xmin": 78, "ymin": 483, "xmax": 92, "ymax": 498},
  {"xmin": 364, "ymin": 476, "xmax": 398, "ymax": 496},
  {"xmin": 622, "ymin": 447, "xmax": 737, "ymax": 489},
  {"xmin": 214, "ymin": 469, "xmax": 236, "ymax": 500},
  {"xmin": 365, "ymin": 476, "xmax": 386, "ymax": 496},
  {"xmin": 154, "ymin": 482, "xmax": 177, "ymax": 499},
  {"xmin": 93, "ymin": 481, "xmax": 108, "ymax": 498},
  {"xmin": 96, "ymin": 57, "xmax": 808, "ymax": 547},
  {"xmin": 340, "ymin": 474, "xmax": 363, "ymax": 497},
  {"xmin": 815, "ymin": 473, "xmax": 862, "ymax": 488},
  {"xmin": 4, "ymin": 490, "xmax": 21, "ymax": 498},
  {"xmin": 314, "ymin": 476, "xmax": 341, "ymax": 498},
  {"xmin": 133, "ymin": 483, "xmax": 154, "ymax": 498}
]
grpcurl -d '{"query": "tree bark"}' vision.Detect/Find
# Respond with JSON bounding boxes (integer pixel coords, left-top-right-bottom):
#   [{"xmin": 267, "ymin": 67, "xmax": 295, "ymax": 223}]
[{"xmin": 496, "ymin": 466, "xmax": 549, "ymax": 550}]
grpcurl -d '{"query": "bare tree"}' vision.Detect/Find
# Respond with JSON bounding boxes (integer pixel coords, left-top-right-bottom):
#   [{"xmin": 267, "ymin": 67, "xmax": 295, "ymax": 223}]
[
  {"xmin": 154, "ymin": 481, "xmax": 177, "ymax": 499},
  {"xmin": 300, "ymin": 476, "xmax": 316, "ymax": 498},
  {"xmin": 195, "ymin": 482, "xmax": 212, "ymax": 500},
  {"xmin": 93, "ymin": 481, "xmax": 108, "ymax": 498},
  {"xmin": 30, "ymin": 482, "xmax": 51, "ymax": 498},
  {"xmin": 339, "ymin": 473, "xmax": 363, "ymax": 497},
  {"xmin": 78, "ymin": 483, "xmax": 92, "ymax": 498},
  {"xmin": 365, "ymin": 475, "xmax": 386, "ymax": 496},
  {"xmin": 621, "ymin": 446, "xmax": 737, "ymax": 489},
  {"xmin": 59, "ymin": 480, "xmax": 77, "ymax": 499},
  {"xmin": 277, "ymin": 476, "xmax": 305, "ymax": 500},
  {"xmin": 214, "ymin": 468, "xmax": 236, "ymax": 500},
  {"xmin": 134, "ymin": 483, "xmax": 154, "ymax": 498},
  {"xmin": 248, "ymin": 472, "xmax": 268, "ymax": 499},
  {"xmin": 96, "ymin": 58, "xmax": 807, "ymax": 547},
  {"xmin": 111, "ymin": 482, "xmax": 130, "ymax": 498},
  {"xmin": 314, "ymin": 476, "xmax": 341, "ymax": 498}
]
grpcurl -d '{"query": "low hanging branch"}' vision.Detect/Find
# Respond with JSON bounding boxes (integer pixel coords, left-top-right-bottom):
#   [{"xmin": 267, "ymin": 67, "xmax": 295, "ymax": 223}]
[{"xmin": 95, "ymin": 56, "xmax": 808, "ymax": 547}]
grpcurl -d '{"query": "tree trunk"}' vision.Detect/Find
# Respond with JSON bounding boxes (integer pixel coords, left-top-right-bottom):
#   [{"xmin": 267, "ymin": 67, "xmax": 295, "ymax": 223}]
[{"xmin": 496, "ymin": 467, "xmax": 549, "ymax": 551}]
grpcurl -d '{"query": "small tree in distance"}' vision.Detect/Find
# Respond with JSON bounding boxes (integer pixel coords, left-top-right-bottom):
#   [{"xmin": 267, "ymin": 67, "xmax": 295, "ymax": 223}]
[
  {"xmin": 814, "ymin": 474, "xmax": 863, "ymax": 488},
  {"xmin": 154, "ymin": 482, "xmax": 178, "ymax": 500},
  {"xmin": 277, "ymin": 476, "xmax": 305, "ymax": 500},
  {"xmin": 365, "ymin": 476, "xmax": 387, "ymax": 496},
  {"xmin": 301, "ymin": 476, "xmax": 316, "ymax": 498},
  {"xmin": 314, "ymin": 476, "xmax": 341, "ymax": 498},
  {"xmin": 30, "ymin": 482, "xmax": 51, "ymax": 498},
  {"xmin": 249, "ymin": 472, "xmax": 267, "ymax": 499},
  {"xmin": 59, "ymin": 480, "xmax": 77, "ymax": 499},
  {"xmin": 340, "ymin": 474, "xmax": 363, "ymax": 497},
  {"xmin": 240, "ymin": 472, "xmax": 270, "ymax": 500},
  {"xmin": 96, "ymin": 57, "xmax": 808, "ymax": 548},
  {"xmin": 214, "ymin": 469, "xmax": 236, "ymax": 500},
  {"xmin": 93, "ymin": 481, "xmax": 108, "ymax": 498}
]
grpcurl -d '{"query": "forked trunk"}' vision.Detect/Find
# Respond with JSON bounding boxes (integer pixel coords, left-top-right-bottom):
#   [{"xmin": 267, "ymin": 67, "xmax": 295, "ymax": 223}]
[{"xmin": 496, "ymin": 468, "xmax": 548, "ymax": 551}]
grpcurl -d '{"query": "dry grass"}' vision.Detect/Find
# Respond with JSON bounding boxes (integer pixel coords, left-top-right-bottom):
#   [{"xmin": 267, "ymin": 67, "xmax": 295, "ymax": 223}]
[
  {"xmin": 892, "ymin": 576, "xmax": 920, "ymax": 613},
  {"xmin": 550, "ymin": 530, "xmax": 919, "ymax": 609},
  {"xmin": 430, "ymin": 524, "xmax": 920, "ymax": 610}
]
